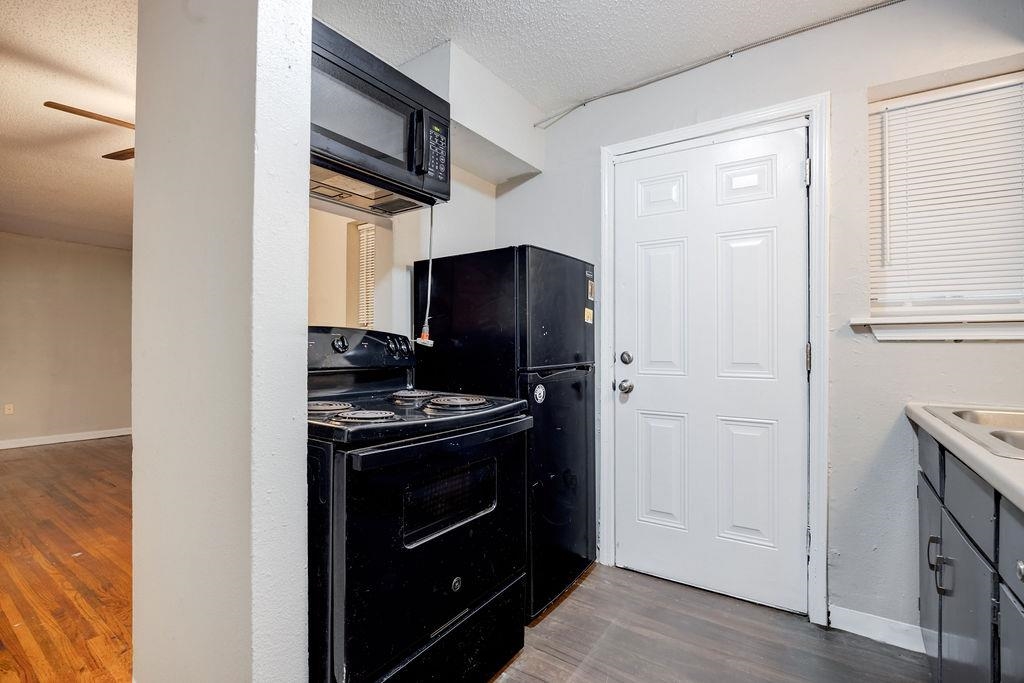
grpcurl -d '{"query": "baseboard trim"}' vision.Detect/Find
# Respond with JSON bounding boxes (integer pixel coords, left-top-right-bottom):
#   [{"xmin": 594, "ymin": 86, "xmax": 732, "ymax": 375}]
[
  {"xmin": 0, "ymin": 428, "xmax": 131, "ymax": 451},
  {"xmin": 828, "ymin": 604, "xmax": 924, "ymax": 653}
]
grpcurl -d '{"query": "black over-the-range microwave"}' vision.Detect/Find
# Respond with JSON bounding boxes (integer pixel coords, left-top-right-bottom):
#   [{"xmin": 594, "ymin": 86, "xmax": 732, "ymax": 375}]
[{"xmin": 310, "ymin": 19, "xmax": 450, "ymax": 218}]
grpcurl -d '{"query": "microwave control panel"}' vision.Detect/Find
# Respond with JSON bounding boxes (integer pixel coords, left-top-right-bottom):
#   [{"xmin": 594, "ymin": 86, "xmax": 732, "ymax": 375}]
[{"xmin": 425, "ymin": 119, "xmax": 448, "ymax": 183}]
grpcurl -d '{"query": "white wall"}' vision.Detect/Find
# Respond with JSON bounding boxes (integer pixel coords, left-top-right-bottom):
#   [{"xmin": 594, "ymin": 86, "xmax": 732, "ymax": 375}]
[
  {"xmin": 397, "ymin": 39, "xmax": 545, "ymax": 185},
  {"xmin": 388, "ymin": 165, "xmax": 498, "ymax": 335},
  {"xmin": 495, "ymin": 0, "xmax": 1024, "ymax": 628},
  {"xmin": 0, "ymin": 232, "xmax": 130, "ymax": 444},
  {"xmin": 133, "ymin": 0, "xmax": 310, "ymax": 679}
]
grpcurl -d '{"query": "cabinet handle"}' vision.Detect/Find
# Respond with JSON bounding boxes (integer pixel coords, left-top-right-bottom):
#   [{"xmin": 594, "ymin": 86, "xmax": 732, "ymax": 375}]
[
  {"xmin": 927, "ymin": 535, "xmax": 940, "ymax": 570},
  {"xmin": 934, "ymin": 555, "xmax": 953, "ymax": 596}
]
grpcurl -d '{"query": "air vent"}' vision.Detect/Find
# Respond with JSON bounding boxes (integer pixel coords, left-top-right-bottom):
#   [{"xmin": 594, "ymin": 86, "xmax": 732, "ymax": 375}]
[
  {"xmin": 309, "ymin": 182, "xmax": 349, "ymax": 199},
  {"xmin": 370, "ymin": 197, "xmax": 419, "ymax": 215}
]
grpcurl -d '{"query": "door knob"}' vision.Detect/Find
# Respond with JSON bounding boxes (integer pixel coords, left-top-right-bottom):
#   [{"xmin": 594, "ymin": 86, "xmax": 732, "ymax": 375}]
[
  {"xmin": 618, "ymin": 379, "xmax": 634, "ymax": 394},
  {"xmin": 620, "ymin": 351, "xmax": 634, "ymax": 365}
]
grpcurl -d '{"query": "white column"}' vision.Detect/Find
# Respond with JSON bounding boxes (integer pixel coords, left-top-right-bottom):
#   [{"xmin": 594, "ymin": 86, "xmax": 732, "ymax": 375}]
[{"xmin": 132, "ymin": 0, "xmax": 310, "ymax": 679}]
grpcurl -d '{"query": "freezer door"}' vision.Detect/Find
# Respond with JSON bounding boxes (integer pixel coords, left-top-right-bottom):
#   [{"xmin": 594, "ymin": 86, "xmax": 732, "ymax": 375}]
[
  {"xmin": 413, "ymin": 247, "xmax": 519, "ymax": 396},
  {"xmin": 521, "ymin": 366, "xmax": 596, "ymax": 618},
  {"xmin": 518, "ymin": 246, "xmax": 595, "ymax": 369}
]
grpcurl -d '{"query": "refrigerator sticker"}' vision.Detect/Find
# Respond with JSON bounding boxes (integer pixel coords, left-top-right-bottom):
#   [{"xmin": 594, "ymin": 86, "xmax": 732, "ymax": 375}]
[
  {"xmin": 584, "ymin": 307, "xmax": 594, "ymax": 324},
  {"xmin": 587, "ymin": 280, "xmax": 595, "ymax": 301}
]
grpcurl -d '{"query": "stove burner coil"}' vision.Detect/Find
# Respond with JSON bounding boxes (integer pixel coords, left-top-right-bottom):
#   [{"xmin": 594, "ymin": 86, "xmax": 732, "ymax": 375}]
[
  {"xmin": 329, "ymin": 410, "xmax": 399, "ymax": 423},
  {"xmin": 425, "ymin": 395, "xmax": 491, "ymax": 411},
  {"xmin": 390, "ymin": 389, "xmax": 437, "ymax": 402},
  {"xmin": 308, "ymin": 401, "xmax": 355, "ymax": 413}
]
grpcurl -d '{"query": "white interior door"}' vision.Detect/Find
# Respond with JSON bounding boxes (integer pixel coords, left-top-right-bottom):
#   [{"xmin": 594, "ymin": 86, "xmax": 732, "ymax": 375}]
[{"xmin": 612, "ymin": 121, "xmax": 809, "ymax": 613}]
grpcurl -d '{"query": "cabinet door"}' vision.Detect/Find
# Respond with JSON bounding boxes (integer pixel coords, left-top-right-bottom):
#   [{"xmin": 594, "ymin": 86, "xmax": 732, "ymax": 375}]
[
  {"xmin": 919, "ymin": 473, "xmax": 942, "ymax": 678},
  {"xmin": 1001, "ymin": 584, "xmax": 1024, "ymax": 683},
  {"xmin": 940, "ymin": 509, "xmax": 995, "ymax": 682}
]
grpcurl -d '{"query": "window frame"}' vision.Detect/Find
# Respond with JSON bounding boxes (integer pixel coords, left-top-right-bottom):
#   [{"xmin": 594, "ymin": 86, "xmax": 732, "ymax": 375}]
[{"xmin": 855, "ymin": 72, "xmax": 1024, "ymax": 341}]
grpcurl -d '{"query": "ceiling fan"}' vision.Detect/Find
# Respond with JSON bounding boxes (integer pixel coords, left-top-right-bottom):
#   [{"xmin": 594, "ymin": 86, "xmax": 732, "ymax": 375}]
[{"xmin": 43, "ymin": 101, "xmax": 135, "ymax": 161}]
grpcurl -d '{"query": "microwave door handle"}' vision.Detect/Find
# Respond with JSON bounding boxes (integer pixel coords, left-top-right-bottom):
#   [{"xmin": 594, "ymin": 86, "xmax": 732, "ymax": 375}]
[{"xmin": 412, "ymin": 109, "xmax": 426, "ymax": 175}]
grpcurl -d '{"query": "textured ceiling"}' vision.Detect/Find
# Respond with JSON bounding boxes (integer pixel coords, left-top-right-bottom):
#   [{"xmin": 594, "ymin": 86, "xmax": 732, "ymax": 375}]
[
  {"xmin": 0, "ymin": 0, "xmax": 892, "ymax": 249},
  {"xmin": 314, "ymin": 0, "xmax": 888, "ymax": 117},
  {"xmin": 0, "ymin": 0, "xmax": 136, "ymax": 249}
]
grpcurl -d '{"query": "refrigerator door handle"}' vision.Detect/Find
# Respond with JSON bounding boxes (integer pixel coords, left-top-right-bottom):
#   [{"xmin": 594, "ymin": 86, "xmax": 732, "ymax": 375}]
[{"xmin": 526, "ymin": 365, "xmax": 594, "ymax": 383}]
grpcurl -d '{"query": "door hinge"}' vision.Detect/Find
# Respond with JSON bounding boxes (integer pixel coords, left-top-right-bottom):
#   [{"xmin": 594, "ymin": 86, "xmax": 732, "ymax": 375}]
[
  {"xmin": 804, "ymin": 158, "xmax": 811, "ymax": 187},
  {"xmin": 806, "ymin": 525, "xmax": 811, "ymax": 554},
  {"xmin": 805, "ymin": 342, "xmax": 812, "ymax": 378}
]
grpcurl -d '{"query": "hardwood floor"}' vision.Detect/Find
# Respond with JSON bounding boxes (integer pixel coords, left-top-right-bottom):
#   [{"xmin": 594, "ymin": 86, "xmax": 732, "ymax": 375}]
[
  {"xmin": 0, "ymin": 437, "xmax": 131, "ymax": 682},
  {"xmin": 0, "ymin": 436, "xmax": 927, "ymax": 682},
  {"xmin": 501, "ymin": 565, "xmax": 929, "ymax": 683}
]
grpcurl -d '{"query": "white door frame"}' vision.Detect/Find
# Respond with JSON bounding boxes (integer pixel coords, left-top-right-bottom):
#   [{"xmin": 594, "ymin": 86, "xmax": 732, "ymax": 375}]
[{"xmin": 598, "ymin": 93, "xmax": 830, "ymax": 626}]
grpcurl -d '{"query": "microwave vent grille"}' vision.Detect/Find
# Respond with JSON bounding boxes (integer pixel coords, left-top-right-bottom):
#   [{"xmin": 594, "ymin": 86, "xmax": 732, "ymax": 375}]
[{"xmin": 370, "ymin": 198, "xmax": 420, "ymax": 215}]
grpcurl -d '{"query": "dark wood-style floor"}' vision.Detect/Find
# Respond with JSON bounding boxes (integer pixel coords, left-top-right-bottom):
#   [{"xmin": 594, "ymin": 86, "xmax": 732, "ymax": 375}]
[
  {"xmin": 0, "ymin": 437, "xmax": 927, "ymax": 682},
  {"xmin": 502, "ymin": 565, "xmax": 929, "ymax": 683},
  {"xmin": 0, "ymin": 437, "xmax": 131, "ymax": 682}
]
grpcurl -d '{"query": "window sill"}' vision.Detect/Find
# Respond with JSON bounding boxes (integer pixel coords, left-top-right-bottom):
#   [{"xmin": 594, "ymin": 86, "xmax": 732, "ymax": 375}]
[{"xmin": 849, "ymin": 314, "xmax": 1024, "ymax": 341}]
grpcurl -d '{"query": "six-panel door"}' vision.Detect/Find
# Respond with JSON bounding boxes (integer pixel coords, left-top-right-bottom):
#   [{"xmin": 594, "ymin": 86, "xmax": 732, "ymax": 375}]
[{"xmin": 613, "ymin": 121, "xmax": 810, "ymax": 612}]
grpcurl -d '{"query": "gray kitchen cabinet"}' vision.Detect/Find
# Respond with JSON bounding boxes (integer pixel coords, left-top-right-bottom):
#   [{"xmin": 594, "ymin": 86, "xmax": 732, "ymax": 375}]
[
  {"xmin": 1000, "ymin": 496, "xmax": 1024, "ymax": 603},
  {"xmin": 916, "ymin": 423, "xmax": 1004, "ymax": 682},
  {"xmin": 1001, "ymin": 584, "xmax": 1024, "ymax": 683},
  {"xmin": 919, "ymin": 472, "xmax": 942, "ymax": 678},
  {"xmin": 938, "ymin": 509, "xmax": 995, "ymax": 682}
]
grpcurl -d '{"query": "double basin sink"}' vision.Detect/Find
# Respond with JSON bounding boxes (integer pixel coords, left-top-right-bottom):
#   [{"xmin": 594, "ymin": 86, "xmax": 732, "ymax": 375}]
[{"xmin": 926, "ymin": 407, "xmax": 1024, "ymax": 459}]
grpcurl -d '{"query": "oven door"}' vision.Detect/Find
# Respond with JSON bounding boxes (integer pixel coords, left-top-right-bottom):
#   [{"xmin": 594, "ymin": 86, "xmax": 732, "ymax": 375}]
[{"xmin": 339, "ymin": 417, "xmax": 530, "ymax": 683}]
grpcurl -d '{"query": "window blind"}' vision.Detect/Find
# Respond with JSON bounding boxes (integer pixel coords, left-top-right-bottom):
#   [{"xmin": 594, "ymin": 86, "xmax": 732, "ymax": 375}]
[
  {"xmin": 868, "ymin": 76, "xmax": 1024, "ymax": 314},
  {"xmin": 357, "ymin": 223, "xmax": 375, "ymax": 328}
]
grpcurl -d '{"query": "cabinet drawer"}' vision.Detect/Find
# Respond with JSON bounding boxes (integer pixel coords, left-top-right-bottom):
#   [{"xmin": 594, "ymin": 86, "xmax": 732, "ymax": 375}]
[
  {"xmin": 945, "ymin": 454, "xmax": 995, "ymax": 562},
  {"xmin": 1001, "ymin": 497, "xmax": 1024, "ymax": 603},
  {"xmin": 918, "ymin": 429, "xmax": 943, "ymax": 496},
  {"xmin": 1000, "ymin": 584, "xmax": 1024, "ymax": 683}
]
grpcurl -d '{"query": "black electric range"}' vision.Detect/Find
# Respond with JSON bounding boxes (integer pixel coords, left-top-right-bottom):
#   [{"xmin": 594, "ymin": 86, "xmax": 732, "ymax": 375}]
[
  {"xmin": 307, "ymin": 327, "xmax": 532, "ymax": 683},
  {"xmin": 308, "ymin": 389, "xmax": 529, "ymax": 445}
]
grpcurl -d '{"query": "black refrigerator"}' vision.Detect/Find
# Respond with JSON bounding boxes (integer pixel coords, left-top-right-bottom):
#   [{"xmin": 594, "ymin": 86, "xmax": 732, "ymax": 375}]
[{"xmin": 413, "ymin": 245, "xmax": 596, "ymax": 619}]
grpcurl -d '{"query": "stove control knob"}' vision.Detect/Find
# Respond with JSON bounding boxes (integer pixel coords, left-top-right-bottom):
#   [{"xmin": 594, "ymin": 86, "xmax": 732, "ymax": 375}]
[
  {"xmin": 385, "ymin": 337, "xmax": 398, "ymax": 354},
  {"xmin": 331, "ymin": 336, "xmax": 348, "ymax": 353},
  {"xmin": 398, "ymin": 338, "xmax": 410, "ymax": 355},
  {"xmin": 451, "ymin": 576, "xmax": 462, "ymax": 593}
]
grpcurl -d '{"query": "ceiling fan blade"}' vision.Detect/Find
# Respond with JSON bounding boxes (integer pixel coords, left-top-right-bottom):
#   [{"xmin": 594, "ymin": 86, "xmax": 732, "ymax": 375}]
[
  {"xmin": 102, "ymin": 147, "xmax": 135, "ymax": 161},
  {"xmin": 44, "ymin": 101, "xmax": 135, "ymax": 130}
]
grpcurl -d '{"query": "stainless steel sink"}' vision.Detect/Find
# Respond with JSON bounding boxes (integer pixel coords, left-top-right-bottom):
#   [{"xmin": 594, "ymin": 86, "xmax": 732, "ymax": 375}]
[
  {"xmin": 954, "ymin": 410, "xmax": 1024, "ymax": 430},
  {"xmin": 925, "ymin": 406, "xmax": 1024, "ymax": 460},
  {"xmin": 993, "ymin": 430, "xmax": 1024, "ymax": 450}
]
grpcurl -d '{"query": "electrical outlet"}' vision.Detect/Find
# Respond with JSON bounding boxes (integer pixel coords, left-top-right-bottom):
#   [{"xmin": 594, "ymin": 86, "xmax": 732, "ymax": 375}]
[{"xmin": 3, "ymin": 404, "xmax": 13, "ymax": 416}]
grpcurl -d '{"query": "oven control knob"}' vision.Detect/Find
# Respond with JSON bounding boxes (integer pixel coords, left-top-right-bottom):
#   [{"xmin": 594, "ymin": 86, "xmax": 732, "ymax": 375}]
[
  {"xmin": 386, "ymin": 337, "xmax": 398, "ymax": 354},
  {"xmin": 398, "ymin": 338, "xmax": 410, "ymax": 354},
  {"xmin": 331, "ymin": 336, "xmax": 348, "ymax": 353},
  {"xmin": 451, "ymin": 576, "xmax": 462, "ymax": 593}
]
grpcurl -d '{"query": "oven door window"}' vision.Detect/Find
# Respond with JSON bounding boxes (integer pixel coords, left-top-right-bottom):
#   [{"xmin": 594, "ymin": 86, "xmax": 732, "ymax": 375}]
[
  {"xmin": 311, "ymin": 52, "xmax": 412, "ymax": 168},
  {"xmin": 402, "ymin": 458, "xmax": 497, "ymax": 548}
]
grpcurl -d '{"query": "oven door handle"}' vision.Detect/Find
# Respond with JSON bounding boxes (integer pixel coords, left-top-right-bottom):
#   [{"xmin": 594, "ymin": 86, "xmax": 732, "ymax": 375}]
[{"xmin": 349, "ymin": 416, "xmax": 534, "ymax": 471}]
